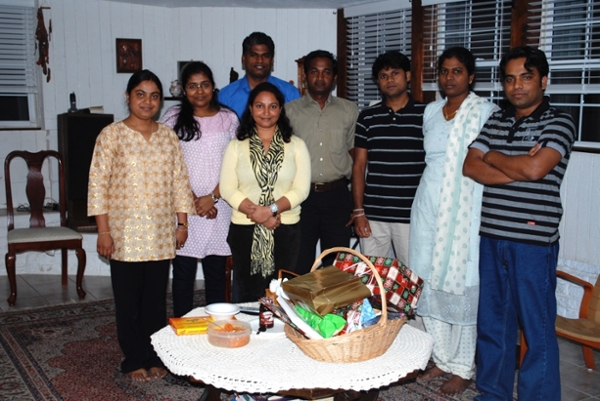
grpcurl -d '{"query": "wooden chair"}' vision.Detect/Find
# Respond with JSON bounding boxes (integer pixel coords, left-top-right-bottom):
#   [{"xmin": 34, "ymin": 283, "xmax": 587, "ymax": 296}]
[
  {"xmin": 555, "ymin": 270, "xmax": 600, "ymax": 369},
  {"xmin": 4, "ymin": 150, "xmax": 86, "ymax": 306},
  {"xmin": 519, "ymin": 270, "xmax": 600, "ymax": 370}
]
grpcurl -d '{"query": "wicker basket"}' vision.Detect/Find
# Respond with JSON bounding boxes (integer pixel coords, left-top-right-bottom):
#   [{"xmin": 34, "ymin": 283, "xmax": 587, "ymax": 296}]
[{"xmin": 284, "ymin": 247, "xmax": 406, "ymax": 363}]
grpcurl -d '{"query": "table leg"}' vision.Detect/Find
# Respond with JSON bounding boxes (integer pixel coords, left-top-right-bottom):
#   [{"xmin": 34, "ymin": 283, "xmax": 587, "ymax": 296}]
[
  {"xmin": 333, "ymin": 388, "xmax": 380, "ymax": 401},
  {"xmin": 198, "ymin": 384, "xmax": 222, "ymax": 401}
]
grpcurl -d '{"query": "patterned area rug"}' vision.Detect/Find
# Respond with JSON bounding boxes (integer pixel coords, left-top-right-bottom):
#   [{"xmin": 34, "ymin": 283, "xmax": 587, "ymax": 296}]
[
  {"xmin": 0, "ymin": 293, "xmax": 483, "ymax": 401},
  {"xmin": 380, "ymin": 366, "xmax": 482, "ymax": 401}
]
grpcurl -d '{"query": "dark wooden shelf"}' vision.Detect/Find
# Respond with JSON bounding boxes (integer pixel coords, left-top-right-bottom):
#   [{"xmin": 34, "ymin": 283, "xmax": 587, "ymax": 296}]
[{"xmin": 58, "ymin": 113, "xmax": 113, "ymax": 232}]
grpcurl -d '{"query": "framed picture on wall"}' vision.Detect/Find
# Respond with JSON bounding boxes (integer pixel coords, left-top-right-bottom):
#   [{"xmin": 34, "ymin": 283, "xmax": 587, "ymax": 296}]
[{"xmin": 116, "ymin": 38, "xmax": 142, "ymax": 73}]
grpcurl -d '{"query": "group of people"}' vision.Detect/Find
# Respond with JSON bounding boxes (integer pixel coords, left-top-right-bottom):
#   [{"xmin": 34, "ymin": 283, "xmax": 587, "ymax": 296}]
[{"xmin": 87, "ymin": 29, "xmax": 575, "ymax": 401}]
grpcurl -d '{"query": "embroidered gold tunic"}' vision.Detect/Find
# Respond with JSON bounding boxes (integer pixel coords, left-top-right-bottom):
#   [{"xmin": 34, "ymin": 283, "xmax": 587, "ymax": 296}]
[{"xmin": 88, "ymin": 121, "xmax": 195, "ymax": 262}]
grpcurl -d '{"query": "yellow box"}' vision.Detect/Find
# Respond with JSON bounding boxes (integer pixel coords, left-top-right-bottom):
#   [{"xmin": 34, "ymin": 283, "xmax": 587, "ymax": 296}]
[{"xmin": 169, "ymin": 316, "xmax": 212, "ymax": 335}]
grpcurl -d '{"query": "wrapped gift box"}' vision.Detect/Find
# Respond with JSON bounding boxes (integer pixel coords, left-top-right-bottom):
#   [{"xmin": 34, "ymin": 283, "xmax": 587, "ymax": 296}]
[
  {"xmin": 333, "ymin": 252, "xmax": 423, "ymax": 315},
  {"xmin": 281, "ymin": 266, "xmax": 371, "ymax": 316}
]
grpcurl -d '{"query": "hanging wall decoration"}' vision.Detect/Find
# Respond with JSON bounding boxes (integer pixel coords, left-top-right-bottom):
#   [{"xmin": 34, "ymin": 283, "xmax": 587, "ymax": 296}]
[{"xmin": 35, "ymin": 6, "xmax": 52, "ymax": 82}]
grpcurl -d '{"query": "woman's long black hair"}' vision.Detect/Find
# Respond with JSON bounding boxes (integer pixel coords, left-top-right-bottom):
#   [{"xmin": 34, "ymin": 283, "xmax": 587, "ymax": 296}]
[
  {"xmin": 174, "ymin": 61, "xmax": 222, "ymax": 142},
  {"xmin": 237, "ymin": 82, "xmax": 293, "ymax": 143}
]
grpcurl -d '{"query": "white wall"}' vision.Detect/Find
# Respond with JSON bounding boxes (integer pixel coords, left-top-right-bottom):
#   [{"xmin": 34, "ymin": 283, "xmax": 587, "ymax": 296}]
[
  {"xmin": 0, "ymin": 0, "xmax": 337, "ymax": 276},
  {"xmin": 41, "ymin": 0, "xmax": 337, "ymax": 127},
  {"xmin": 556, "ymin": 151, "xmax": 600, "ymax": 317}
]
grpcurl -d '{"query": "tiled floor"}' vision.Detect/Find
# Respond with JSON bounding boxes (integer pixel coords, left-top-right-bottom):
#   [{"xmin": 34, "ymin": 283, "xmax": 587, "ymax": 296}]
[
  {"xmin": 0, "ymin": 274, "xmax": 207, "ymax": 311},
  {"xmin": 0, "ymin": 274, "xmax": 598, "ymax": 400},
  {"xmin": 557, "ymin": 340, "xmax": 600, "ymax": 400}
]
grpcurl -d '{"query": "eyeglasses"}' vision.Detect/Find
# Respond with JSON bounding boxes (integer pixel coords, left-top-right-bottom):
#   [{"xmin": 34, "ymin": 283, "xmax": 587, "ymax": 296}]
[{"xmin": 186, "ymin": 83, "xmax": 212, "ymax": 91}]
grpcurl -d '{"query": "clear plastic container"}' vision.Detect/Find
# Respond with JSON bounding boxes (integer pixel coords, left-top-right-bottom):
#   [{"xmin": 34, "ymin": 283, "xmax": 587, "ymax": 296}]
[{"xmin": 207, "ymin": 320, "xmax": 251, "ymax": 348}]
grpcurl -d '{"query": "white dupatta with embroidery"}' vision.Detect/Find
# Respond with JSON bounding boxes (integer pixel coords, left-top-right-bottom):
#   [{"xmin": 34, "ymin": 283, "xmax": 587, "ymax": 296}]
[{"xmin": 430, "ymin": 93, "xmax": 486, "ymax": 296}]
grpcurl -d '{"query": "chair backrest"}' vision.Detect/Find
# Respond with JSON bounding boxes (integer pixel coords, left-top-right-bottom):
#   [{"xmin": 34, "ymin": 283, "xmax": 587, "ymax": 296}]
[
  {"xmin": 590, "ymin": 274, "xmax": 600, "ymax": 324},
  {"xmin": 4, "ymin": 150, "xmax": 68, "ymax": 230}
]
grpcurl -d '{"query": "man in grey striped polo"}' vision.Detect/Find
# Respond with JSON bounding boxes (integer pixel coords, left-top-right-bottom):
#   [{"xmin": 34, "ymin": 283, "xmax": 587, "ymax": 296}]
[
  {"xmin": 351, "ymin": 51, "xmax": 425, "ymax": 265},
  {"xmin": 463, "ymin": 46, "xmax": 575, "ymax": 401}
]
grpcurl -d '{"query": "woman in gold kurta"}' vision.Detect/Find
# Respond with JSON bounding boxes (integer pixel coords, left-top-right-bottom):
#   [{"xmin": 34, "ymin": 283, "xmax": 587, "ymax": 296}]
[{"xmin": 88, "ymin": 70, "xmax": 194, "ymax": 382}]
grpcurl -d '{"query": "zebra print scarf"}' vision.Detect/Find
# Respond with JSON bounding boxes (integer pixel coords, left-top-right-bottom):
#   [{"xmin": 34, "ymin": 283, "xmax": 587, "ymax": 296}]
[{"xmin": 249, "ymin": 128, "xmax": 285, "ymax": 277}]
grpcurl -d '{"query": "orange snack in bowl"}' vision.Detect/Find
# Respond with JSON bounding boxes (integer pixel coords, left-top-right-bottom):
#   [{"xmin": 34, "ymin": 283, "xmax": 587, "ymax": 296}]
[{"xmin": 207, "ymin": 320, "xmax": 251, "ymax": 348}]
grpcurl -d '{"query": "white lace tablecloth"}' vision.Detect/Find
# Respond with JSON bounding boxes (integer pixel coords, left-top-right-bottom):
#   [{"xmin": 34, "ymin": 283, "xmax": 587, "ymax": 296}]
[{"xmin": 151, "ymin": 305, "xmax": 433, "ymax": 394}]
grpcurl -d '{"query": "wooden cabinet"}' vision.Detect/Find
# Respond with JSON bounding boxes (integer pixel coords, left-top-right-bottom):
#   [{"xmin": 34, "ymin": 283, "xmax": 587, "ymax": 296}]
[{"xmin": 57, "ymin": 112, "xmax": 113, "ymax": 232}]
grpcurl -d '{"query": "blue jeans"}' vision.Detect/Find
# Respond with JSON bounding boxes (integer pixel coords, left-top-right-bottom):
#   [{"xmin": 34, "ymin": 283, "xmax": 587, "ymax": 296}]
[{"xmin": 475, "ymin": 236, "xmax": 560, "ymax": 401}]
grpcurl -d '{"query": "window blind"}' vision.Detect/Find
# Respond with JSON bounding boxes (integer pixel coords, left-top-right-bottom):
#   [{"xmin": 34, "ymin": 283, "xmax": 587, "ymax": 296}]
[
  {"xmin": 529, "ymin": 0, "xmax": 600, "ymax": 91},
  {"xmin": 0, "ymin": 4, "xmax": 39, "ymax": 128},
  {"xmin": 0, "ymin": 5, "xmax": 37, "ymax": 94},
  {"xmin": 345, "ymin": 8, "xmax": 412, "ymax": 109},
  {"xmin": 528, "ymin": 0, "xmax": 600, "ymax": 143},
  {"xmin": 422, "ymin": 0, "xmax": 512, "ymax": 93}
]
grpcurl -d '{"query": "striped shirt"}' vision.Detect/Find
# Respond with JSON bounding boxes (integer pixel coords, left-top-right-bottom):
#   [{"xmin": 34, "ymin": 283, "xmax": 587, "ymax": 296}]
[
  {"xmin": 469, "ymin": 97, "xmax": 575, "ymax": 245},
  {"xmin": 355, "ymin": 96, "xmax": 425, "ymax": 223}
]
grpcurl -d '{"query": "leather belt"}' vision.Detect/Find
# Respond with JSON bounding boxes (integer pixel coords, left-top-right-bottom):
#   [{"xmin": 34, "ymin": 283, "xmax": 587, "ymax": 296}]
[{"xmin": 310, "ymin": 178, "xmax": 348, "ymax": 192}]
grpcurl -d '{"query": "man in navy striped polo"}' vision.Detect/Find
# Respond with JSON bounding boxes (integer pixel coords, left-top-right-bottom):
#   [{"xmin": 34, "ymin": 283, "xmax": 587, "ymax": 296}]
[
  {"xmin": 463, "ymin": 46, "xmax": 576, "ymax": 401},
  {"xmin": 351, "ymin": 51, "xmax": 425, "ymax": 265}
]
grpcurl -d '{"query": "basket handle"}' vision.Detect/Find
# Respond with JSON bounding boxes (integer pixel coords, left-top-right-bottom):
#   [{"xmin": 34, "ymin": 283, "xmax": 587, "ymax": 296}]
[
  {"xmin": 278, "ymin": 269, "xmax": 299, "ymax": 280},
  {"xmin": 310, "ymin": 246, "xmax": 388, "ymax": 328}
]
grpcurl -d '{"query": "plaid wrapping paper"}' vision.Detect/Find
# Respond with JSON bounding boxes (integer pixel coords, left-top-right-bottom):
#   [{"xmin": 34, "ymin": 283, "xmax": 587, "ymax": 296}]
[{"xmin": 332, "ymin": 252, "xmax": 423, "ymax": 315}]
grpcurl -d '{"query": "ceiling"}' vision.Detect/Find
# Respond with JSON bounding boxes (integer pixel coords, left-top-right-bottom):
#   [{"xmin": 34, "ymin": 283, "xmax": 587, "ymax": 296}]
[{"xmin": 103, "ymin": 0, "xmax": 384, "ymax": 9}]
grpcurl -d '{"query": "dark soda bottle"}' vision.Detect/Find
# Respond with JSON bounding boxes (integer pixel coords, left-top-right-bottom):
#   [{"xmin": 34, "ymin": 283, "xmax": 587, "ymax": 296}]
[{"xmin": 259, "ymin": 298, "xmax": 274, "ymax": 332}]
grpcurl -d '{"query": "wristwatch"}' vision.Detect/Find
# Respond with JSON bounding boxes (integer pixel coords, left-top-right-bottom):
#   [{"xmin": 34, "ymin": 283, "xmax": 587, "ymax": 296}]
[
  {"xmin": 177, "ymin": 221, "xmax": 189, "ymax": 228},
  {"xmin": 210, "ymin": 192, "xmax": 219, "ymax": 204},
  {"xmin": 269, "ymin": 203, "xmax": 278, "ymax": 217}
]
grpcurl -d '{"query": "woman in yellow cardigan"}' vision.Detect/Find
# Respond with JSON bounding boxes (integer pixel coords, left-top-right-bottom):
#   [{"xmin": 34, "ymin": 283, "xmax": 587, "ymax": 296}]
[{"xmin": 220, "ymin": 82, "xmax": 310, "ymax": 302}]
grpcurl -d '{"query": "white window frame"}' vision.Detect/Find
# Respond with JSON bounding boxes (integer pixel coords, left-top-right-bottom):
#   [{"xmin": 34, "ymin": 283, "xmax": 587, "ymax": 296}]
[
  {"xmin": 424, "ymin": 0, "xmax": 600, "ymax": 145},
  {"xmin": 422, "ymin": 0, "xmax": 512, "ymax": 95},
  {"xmin": 531, "ymin": 0, "xmax": 600, "ymax": 146},
  {"xmin": 344, "ymin": 1, "xmax": 413, "ymax": 110},
  {"xmin": 0, "ymin": 0, "xmax": 42, "ymax": 129}
]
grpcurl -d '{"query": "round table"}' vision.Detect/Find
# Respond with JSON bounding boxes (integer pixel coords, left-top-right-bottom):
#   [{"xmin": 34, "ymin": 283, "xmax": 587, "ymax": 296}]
[{"xmin": 151, "ymin": 306, "xmax": 433, "ymax": 398}]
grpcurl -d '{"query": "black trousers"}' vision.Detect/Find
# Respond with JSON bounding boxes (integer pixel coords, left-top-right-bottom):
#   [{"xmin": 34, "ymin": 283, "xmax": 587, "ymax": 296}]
[
  {"xmin": 172, "ymin": 254, "xmax": 227, "ymax": 317},
  {"xmin": 227, "ymin": 222, "xmax": 301, "ymax": 302},
  {"xmin": 110, "ymin": 259, "xmax": 170, "ymax": 373},
  {"xmin": 295, "ymin": 185, "xmax": 352, "ymax": 275}
]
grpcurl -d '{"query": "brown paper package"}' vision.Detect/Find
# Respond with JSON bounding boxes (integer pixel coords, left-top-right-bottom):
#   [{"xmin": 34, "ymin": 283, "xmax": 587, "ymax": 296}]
[{"xmin": 281, "ymin": 266, "xmax": 372, "ymax": 316}]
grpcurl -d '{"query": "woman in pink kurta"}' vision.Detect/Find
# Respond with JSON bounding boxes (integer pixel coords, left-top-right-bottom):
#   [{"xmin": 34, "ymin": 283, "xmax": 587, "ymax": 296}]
[{"xmin": 161, "ymin": 62, "xmax": 238, "ymax": 314}]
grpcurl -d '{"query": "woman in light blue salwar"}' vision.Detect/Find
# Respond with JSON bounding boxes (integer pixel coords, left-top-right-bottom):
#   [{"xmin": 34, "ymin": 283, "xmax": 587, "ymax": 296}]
[{"xmin": 409, "ymin": 47, "xmax": 498, "ymax": 395}]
